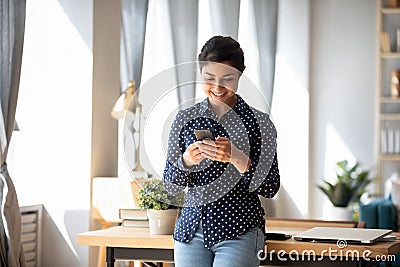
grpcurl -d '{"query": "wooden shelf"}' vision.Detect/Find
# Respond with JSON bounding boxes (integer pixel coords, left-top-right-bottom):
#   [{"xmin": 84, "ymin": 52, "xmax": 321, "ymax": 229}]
[
  {"xmin": 380, "ymin": 113, "xmax": 400, "ymax": 120},
  {"xmin": 381, "ymin": 97, "xmax": 400, "ymax": 103},
  {"xmin": 382, "ymin": 8, "xmax": 400, "ymax": 14},
  {"xmin": 380, "ymin": 52, "xmax": 400, "ymax": 59},
  {"xmin": 380, "ymin": 154, "xmax": 400, "ymax": 160}
]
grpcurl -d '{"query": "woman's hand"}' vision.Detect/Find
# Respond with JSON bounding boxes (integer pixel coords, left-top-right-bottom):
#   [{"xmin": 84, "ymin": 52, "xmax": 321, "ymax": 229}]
[
  {"xmin": 199, "ymin": 136, "xmax": 251, "ymax": 173},
  {"xmin": 182, "ymin": 141, "xmax": 205, "ymax": 168}
]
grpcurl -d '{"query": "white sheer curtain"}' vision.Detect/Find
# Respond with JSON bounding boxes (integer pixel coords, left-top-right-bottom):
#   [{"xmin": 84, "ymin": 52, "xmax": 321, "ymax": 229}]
[
  {"xmin": 0, "ymin": 0, "xmax": 26, "ymax": 266},
  {"xmin": 208, "ymin": 0, "xmax": 241, "ymax": 39}
]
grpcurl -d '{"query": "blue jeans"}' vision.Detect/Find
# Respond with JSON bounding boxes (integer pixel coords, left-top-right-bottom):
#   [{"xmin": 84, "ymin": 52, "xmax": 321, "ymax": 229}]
[{"xmin": 174, "ymin": 225, "xmax": 265, "ymax": 267}]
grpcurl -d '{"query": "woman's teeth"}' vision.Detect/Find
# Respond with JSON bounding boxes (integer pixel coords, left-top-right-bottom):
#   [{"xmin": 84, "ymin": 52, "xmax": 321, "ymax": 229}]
[{"xmin": 213, "ymin": 92, "xmax": 224, "ymax": 97}]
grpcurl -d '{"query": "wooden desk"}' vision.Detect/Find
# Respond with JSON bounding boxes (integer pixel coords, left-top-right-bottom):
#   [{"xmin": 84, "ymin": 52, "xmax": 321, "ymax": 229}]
[
  {"xmin": 78, "ymin": 226, "xmax": 400, "ymax": 267},
  {"xmin": 78, "ymin": 227, "xmax": 173, "ymax": 267}
]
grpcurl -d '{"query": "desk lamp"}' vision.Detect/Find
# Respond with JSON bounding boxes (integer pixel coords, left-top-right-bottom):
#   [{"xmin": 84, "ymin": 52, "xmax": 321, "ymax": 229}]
[{"xmin": 111, "ymin": 80, "xmax": 148, "ymax": 179}]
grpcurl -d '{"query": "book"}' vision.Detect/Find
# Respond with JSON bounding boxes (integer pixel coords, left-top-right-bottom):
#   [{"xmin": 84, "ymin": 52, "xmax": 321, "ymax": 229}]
[
  {"xmin": 385, "ymin": 32, "xmax": 391, "ymax": 53},
  {"xmin": 119, "ymin": 208, "xmax": 148, "ymax": 220},
  {"xmin": 380, "ymin": 32, "xmax": 391, "ymax": 53},
  {"xmin": 122, "ymin": 219, "xmax": 149, "ymax": 228},
  {"xmin": 384, "ymin": 32, "xmax": 389, "ymax": 53},
  {"xmin": 396, "ymin": 129, "xmax": 400, "ymax": 154},
  {"xmin": 380, "ymin": 32, "xmax": 385, "ymax": 52}
]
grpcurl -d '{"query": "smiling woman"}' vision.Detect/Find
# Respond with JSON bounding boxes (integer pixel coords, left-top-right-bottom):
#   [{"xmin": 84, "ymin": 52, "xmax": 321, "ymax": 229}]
[{"xmin": 163, "ymin": 35, "xmax": 280, "ymax": 267}]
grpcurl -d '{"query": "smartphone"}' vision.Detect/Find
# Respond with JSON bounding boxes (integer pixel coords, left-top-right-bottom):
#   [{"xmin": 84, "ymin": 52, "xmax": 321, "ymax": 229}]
[
  {"xmin": 265, "ymin": 232, "xmax": 292, "ymax": 240},
  {"xmin": 194, "ymin": 129, "xmax": 215, "ymax": 141}
]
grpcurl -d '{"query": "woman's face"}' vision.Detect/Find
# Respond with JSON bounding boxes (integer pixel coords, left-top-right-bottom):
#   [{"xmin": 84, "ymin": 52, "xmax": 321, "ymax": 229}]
[{"xmin": 201, "ymin": 61, "xmax": 240, "ymax": 107}]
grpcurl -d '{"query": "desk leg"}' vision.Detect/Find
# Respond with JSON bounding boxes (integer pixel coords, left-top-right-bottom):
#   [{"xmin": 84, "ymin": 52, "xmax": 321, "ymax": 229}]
[{"xmin": 105, "ymin": 247, "xmax": 115, "ymax": 267}]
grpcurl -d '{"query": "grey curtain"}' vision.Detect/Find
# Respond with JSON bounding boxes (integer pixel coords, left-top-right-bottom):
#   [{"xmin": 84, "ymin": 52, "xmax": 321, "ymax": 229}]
[
  {"xmin": 0, "ymin": 0, "xmax": 26, "ymax": 266},
  {"xmin": 169, "ymin": 0, "xmax": 199, "ymax": 104},
  {"xmin": 253, "ymin": 0, "xmax": 278, "ymax": 108},
  {"xmin": 208, "ymin": 0, "xmax": 240, "ymax": 39},
  {"xmin": 120, "ymin": 0, "xmax": 149, "ymax": 92},
  {"xmin": 251, "ymin": 0, "xmax": 278, "ymax": 216}
]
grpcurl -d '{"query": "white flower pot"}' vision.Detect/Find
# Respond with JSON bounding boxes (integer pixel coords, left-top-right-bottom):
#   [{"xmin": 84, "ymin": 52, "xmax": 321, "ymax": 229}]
[
  {"xmin": 323, "ymin": 204, "xmax": 352, "ymax": 221},
  {"xmin": 147, "ymin": 209, "xmax": 178, "ymax": 235}
]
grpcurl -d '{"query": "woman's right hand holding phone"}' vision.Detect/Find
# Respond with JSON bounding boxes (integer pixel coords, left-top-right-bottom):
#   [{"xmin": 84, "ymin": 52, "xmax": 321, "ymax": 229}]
[{"xmin": 182, "ymin": 141, "xmax": 205, "ymax": 168}]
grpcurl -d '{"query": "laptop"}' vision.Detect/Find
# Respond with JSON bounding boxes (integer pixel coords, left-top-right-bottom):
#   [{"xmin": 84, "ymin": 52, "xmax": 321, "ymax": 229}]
[{"xmin": 293, "ymin": 227, "xmax": 393, "ymax": 244}]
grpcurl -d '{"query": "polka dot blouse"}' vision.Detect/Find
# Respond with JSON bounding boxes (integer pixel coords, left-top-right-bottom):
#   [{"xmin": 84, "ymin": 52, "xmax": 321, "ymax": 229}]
[{"xmin": 163, "ymin": 94, "xmax": 280, "ymax": 249}]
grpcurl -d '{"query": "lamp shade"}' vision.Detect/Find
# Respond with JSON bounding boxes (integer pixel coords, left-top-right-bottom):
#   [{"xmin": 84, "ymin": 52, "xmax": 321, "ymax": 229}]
[{"xmin": 111, "ymin": 80, "xmax": 140, "ymax": 119}]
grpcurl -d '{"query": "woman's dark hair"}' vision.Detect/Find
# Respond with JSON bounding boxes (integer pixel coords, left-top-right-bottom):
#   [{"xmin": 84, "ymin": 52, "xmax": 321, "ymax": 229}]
[{"xmin": 198, "ymin": 36, "xmax": 245, "ymax": 73}]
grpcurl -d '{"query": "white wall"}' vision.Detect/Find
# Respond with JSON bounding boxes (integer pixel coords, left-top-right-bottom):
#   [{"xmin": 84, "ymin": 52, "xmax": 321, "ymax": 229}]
[
  {"xmin": 262, "ymin": 0, "xmax": 377, "ymax": 219},
  {"xmin": 271, "ymin": 0, "xmax": 310, "ymax": 218},
  {"xmin": 90, "ymin": 0, "xmax": 121, "ymax": 266},
  {"xmin": 309, "ymin": 0, "xmax": 376, "ymax": 218},
  {"xmin": 8, "ymin": 0, "xmax": 93, "ymax": 266}
]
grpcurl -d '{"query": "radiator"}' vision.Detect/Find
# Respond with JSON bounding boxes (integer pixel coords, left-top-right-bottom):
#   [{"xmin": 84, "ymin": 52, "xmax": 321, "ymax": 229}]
[{"xmin": 20, "ymin": 205, "xmax": 42, "ymax": 267}]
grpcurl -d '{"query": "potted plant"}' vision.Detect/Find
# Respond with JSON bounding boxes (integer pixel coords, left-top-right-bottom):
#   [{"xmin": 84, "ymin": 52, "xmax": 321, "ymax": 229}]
[
  {"xmin": 317, "ymin": 160, "xmax": 373, "ymax": 220},
  {"xmin": 138, "ymin": 178, "xmax": 184, "ymax": 234}
]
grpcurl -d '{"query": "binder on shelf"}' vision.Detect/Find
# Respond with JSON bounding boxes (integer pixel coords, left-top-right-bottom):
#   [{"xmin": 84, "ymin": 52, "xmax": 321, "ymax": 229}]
[
  {"xmin": 119, "ymin": 208, "xmax": 148, "ymax": 220},
  {"xmin": 395, "ymin": 129, "xmax": 400, "ymax": 154},
  {"xmin": 397, "ymin": 29, "xmax": 400, "ymax": 52},
  {"xmin": 381, "ymin": 129, "xmax": 387, "ymax": 154},
  {"xmin": 388, "ymin": 129, "xmax": 394, "ymax": 154}
]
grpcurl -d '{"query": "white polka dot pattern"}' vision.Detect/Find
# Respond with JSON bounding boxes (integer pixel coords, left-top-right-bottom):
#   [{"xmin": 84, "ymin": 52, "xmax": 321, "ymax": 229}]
[{"xmin": 163, "ymin": 95, "xmax": 280, "ymax": 248}]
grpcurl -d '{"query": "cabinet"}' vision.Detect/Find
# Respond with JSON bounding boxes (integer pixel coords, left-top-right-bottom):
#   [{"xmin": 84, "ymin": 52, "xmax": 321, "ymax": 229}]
[{"xmin": 377, "ymin": 0, "xmax": 400, "ymax": 194}]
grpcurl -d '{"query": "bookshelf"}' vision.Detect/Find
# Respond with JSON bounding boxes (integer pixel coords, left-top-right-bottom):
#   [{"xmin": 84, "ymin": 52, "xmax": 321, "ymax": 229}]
[
  {"xmin": 377, "ymin": 0, "xmax": 400, "ymax": 194},
  {"xmin": 381, "ymin": 52, "xmax": 400, "ymax": 59},
  {"xmin": 382, "ymin": 7, "xmax": 400, "ymax": 14}
]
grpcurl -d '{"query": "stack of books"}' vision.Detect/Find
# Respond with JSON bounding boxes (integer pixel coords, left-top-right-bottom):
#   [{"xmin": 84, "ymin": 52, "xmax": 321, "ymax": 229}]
[{"xmin": 119, "ymin": 208, "xmax": 149, "ymax": 228}]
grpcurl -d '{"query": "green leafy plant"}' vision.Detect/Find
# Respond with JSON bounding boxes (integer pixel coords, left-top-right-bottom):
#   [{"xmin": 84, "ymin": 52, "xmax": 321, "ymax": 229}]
[
  {"xmin": 138, "ymin": 178, "xmax": 185, "ymax": 210},
  {"xmin": 317, "ymin": 160, "xmax": 373, "ymax": 207}
]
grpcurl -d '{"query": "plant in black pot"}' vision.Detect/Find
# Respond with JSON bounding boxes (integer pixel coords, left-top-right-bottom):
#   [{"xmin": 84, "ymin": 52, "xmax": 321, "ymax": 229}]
[
  {"xmin": 138, "ymin": 178, "xmax": 184, "ymax": 234},
  {"xmin": 317, "ymin": 160, "xmax": 373, "ymax": 220}
]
